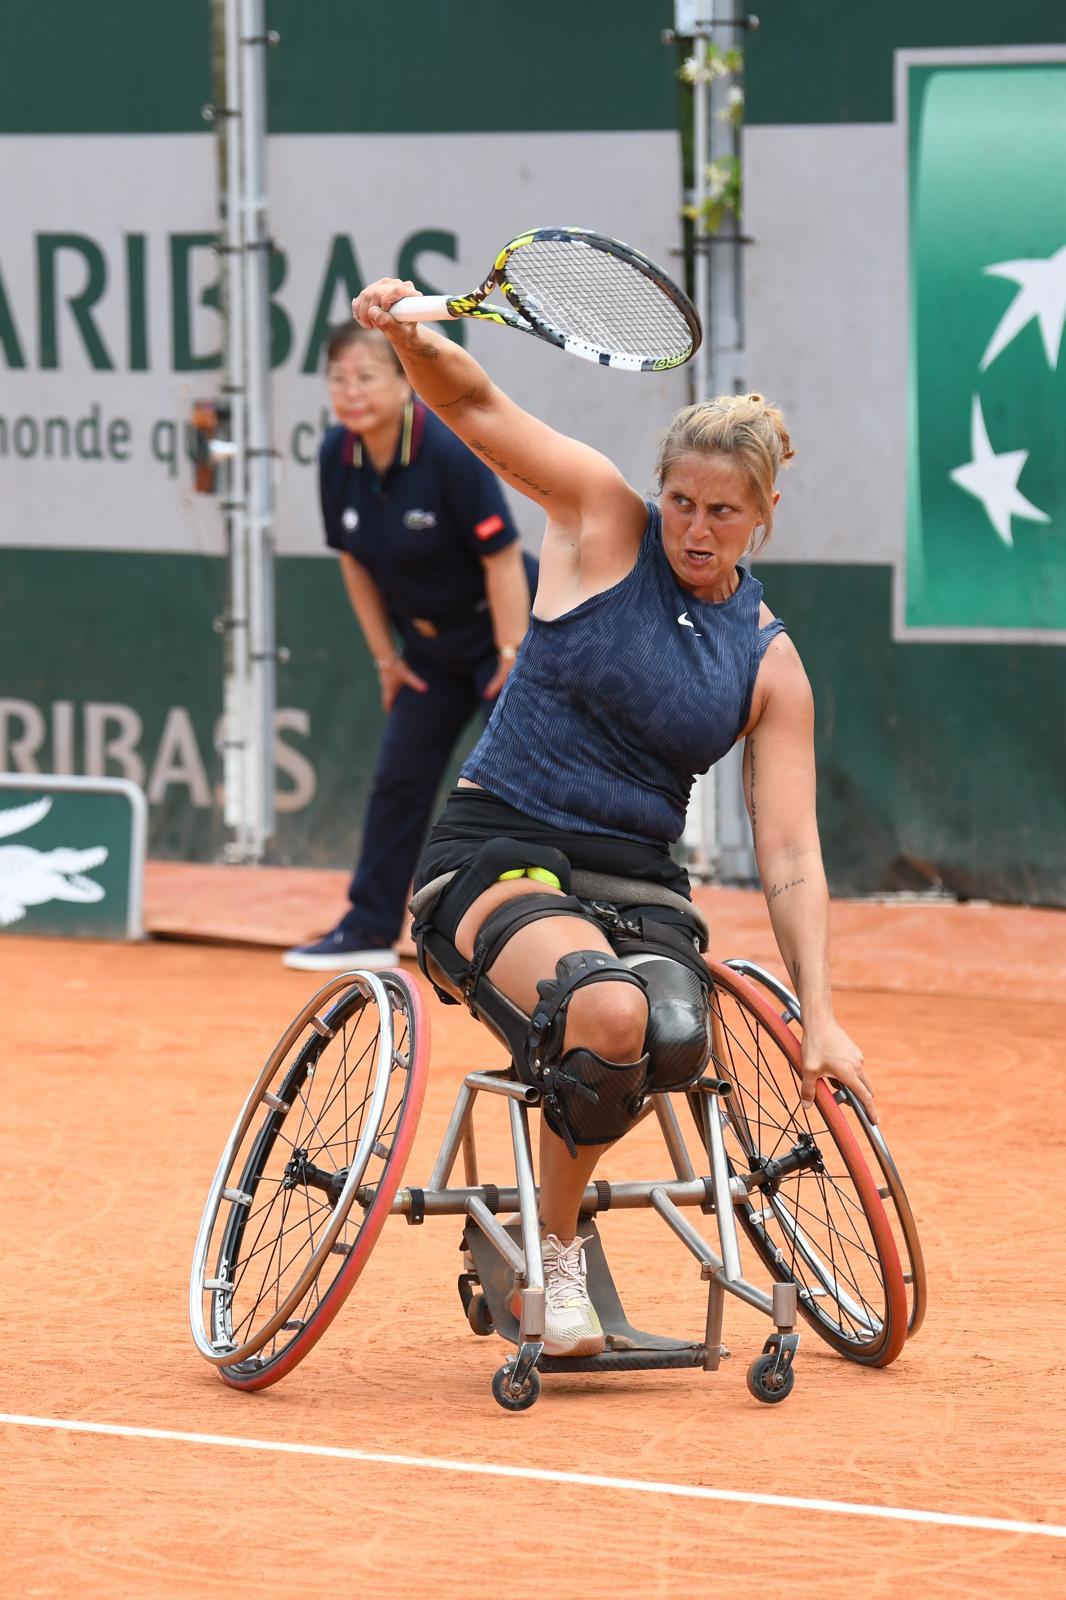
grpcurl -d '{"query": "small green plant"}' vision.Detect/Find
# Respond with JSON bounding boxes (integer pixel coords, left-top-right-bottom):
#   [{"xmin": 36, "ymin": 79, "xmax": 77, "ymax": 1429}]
[{"xmin": 680, "ymin": 45, "xmax": 743, "ymax": 235}]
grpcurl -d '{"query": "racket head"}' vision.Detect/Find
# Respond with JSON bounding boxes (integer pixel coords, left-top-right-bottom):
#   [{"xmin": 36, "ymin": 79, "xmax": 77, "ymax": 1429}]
[{"xmin": 485, "ymin": 227, "xmax": 702, "ymax": 371}]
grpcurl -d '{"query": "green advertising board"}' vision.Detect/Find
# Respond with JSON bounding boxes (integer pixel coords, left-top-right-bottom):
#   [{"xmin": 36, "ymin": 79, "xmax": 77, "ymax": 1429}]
[
  {"xmin": 903, "ymin": 50, "xmax": 1066, "ymax": 639},
  {"xmin": 0, "ymin": 776, "xmax": 145, "ymax": 939}
]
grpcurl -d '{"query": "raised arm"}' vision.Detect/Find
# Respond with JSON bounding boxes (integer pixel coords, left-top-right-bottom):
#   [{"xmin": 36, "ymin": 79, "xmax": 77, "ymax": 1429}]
[
  {"xmin": 742, "ymin": 637, "xmax": 879, "ymax": 1123},
  {"xmin": 351, "ymin": 279, "xmax": 642, "ymax": 536}
]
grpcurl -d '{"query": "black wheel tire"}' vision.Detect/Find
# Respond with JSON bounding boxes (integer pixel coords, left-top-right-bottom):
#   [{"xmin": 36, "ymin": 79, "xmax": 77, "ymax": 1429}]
[
  {"xmin": 746, "ymin": 1352, "xmax": 795, "ymax": 1404},
  {"xmin": 491, "ymin": 1364, "xmax": 541, "ymax": 1412},
  {"xmin": 467, "ymin": 1293, "xmax": 495, "ymax": 1337}
]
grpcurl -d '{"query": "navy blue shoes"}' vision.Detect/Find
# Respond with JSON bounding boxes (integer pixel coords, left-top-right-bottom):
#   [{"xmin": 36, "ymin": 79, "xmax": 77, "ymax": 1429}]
[{"xmin": 282, "ymin": 927, "xmax": 399, "ymax": 972}]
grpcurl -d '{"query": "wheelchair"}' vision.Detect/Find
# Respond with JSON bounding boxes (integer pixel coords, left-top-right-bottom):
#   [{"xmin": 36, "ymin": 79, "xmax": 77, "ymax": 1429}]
[{"xmin": 190, "ymin": 871, "xmax": 925, "ymax": 1411}]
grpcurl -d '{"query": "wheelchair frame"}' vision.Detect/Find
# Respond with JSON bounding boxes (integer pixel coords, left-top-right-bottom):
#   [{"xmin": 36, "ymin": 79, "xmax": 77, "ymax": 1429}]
[
  {"xmin": 402, "ymin": 1048, "xmax": 801, "ymax": 1409},
  {"xmin": 190, "ymin": 956, "xmax": 922, "ymax": 1411}
]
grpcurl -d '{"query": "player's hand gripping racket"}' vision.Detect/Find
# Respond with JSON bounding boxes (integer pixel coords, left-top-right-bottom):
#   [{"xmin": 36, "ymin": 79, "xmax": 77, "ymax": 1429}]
[{"xmin": 387, "ymin": 227, "xmax": 701, "ymax": 372}]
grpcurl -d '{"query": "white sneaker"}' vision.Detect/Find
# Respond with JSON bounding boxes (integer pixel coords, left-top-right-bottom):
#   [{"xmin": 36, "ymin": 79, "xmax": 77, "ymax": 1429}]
[{"xmin": 537, "ymin": 1234, "xmax": 606, "ymax": 1357}]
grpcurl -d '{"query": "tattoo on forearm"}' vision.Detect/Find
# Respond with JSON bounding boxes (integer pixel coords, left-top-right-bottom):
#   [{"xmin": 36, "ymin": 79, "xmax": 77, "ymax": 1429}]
[
  {"xmin": 469, "ymin": 437, "xmax": 551, "ymax": 496},
  {"xmin": 748, "ymin": 737, "xmax": 757, "ymax": 845},
  {"xmin": 768, "ymin": 877, "xmax": 807, "ymax": 904},
  {"xmin": 789, "ymin": 957, "xmax": 801, "ymax": 991},
  {"xmin": 437, "ymin": 386, "xmax": 480, "ymax": 410}
]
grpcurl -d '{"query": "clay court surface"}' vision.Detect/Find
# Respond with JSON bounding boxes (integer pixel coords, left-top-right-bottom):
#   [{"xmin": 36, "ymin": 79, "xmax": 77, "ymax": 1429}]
[{"xmin": 4, "ymin": 872, "xmax": 1065, "ymax": 1597}]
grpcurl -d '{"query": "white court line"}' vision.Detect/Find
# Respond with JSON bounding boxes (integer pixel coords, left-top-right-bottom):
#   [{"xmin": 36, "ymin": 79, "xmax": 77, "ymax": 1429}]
[{"xmin": 3, "ymin": 1413, "xmax": 1064, "ymax": 1542}]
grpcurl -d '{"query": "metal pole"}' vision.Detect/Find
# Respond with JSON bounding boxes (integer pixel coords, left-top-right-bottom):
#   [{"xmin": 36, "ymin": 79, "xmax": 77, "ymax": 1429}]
[
  {"xmin": 691, "ymin": 27, "xmax": 710, "ymax": 407},
  {"xmin": 239, "ymin": 0, "xmax": 276, "ymax": 857},
  {"xmin": 708, "ymin": 0, "xmax": 758, "ymax": 885},
  {"xmin": 677, "ymin": 2, "xmax": 718, "ymax": 880},
  {"xmin": 707, "ymin": 0, "xmax": 743, "ymax": 400},
  {"xmin": 221, "ymin": 0, "xmax": 250, "ymax": 858}
]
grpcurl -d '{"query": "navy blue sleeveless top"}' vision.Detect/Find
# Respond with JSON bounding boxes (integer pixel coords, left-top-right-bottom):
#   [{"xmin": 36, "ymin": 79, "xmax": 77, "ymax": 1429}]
[{"xmin": 461, "ymin": 502, "xmax": 786, "ymax": 845}]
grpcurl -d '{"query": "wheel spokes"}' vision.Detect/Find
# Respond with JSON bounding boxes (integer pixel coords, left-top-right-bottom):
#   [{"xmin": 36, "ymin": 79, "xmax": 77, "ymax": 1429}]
[{"xmin": 709, "ymin": 984, "xmax": 896, "ymax": 1350}]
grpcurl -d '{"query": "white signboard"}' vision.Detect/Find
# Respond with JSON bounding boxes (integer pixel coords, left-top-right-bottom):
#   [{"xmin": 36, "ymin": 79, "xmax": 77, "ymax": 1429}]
[
  {"xmin": 0, "ymin": 135, "xmax": 220, "ymax": 553},
  {"xmin": 267, "ymin": 130, "xmax": 689, "ymax": 554},
  {"xmin": 1, "ymin": 128, "xmax": 687, "ymax": 558}
]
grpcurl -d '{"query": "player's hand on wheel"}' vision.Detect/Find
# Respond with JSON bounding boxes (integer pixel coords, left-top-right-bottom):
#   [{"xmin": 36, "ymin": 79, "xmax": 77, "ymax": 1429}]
[{"xmin": 798, "ymin": 1016, "xmax": 878, "ymax": 1125}]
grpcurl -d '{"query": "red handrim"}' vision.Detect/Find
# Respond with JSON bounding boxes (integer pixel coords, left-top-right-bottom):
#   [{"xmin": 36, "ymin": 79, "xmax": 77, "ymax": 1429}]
[
  {"xmin": 218, "ymin": 970, "xmax": 429, "ymax": 1392},
  {"xmin": 704, "ymin": 961, "xmax": 909, "ymax": 1368}
]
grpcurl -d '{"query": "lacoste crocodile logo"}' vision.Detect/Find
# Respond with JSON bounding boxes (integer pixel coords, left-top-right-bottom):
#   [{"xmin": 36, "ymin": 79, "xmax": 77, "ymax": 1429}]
[{"xmin": 0, "ymin": 797, "xmax": 108, "ymax": 926}]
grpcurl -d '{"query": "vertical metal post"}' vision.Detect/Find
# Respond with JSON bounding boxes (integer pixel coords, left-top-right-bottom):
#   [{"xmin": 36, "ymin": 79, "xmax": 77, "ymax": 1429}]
[
  {"xmin": 675, "ymin": 0, "xmax": 757, "ymax": 885},
  {"xmin": 677, "ymin": 2, "xmax": 718, "ymax": 880},
  {"xmin": 690, "ymin": 27, "xmax": 710, "ymax": 408},
  {"xmin": 706, "ymin": 0, "xmax": 744, "ymax": 400},
  {"xmin": 707, "ymin": 0, "xmax": 757, "ymax": 885},
  {"xmin": 221, "ymin": 0, "xmax": 250, "ymax": 856},
  {"xmin": 239, "ymin": 0, "xmax": 276, "ymax": 856}
]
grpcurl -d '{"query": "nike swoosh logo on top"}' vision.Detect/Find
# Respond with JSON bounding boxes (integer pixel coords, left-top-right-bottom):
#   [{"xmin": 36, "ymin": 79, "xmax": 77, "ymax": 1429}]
[{"xmin": 677, "ymin": 612, "xmax": 702, "ymax": 636}]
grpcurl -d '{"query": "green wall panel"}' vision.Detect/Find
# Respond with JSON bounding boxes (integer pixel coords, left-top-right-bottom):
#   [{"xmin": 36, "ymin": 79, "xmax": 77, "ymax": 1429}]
[
  {"xmin": 759, "ymin": 563, "xmax": 1066, "ymax": 904},
  {"xmin": 0, "ymin": 550, "xmax": 483, "ymax": 872},
  {"xmin": 0, "ymin": 550, "xmax": 226, "ymax": 861},
  {"xmin": 2, "ymin": 553, "xmax": 1062, "ymax": 904},
  {"xmin": 745, "ymin": 1, "xmax": 1065, "ymax": 126},
  {"xmin": 0, "ymin": 2, "xmax": 213, "ymax": 133},
  {"xmin": 265, "ymin": 0, "xmax": 677, "ymax": 133}
]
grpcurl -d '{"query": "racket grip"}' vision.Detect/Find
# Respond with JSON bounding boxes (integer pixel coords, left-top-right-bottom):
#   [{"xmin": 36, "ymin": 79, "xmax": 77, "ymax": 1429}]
[{"xmin": 387, "ymin": 295, "xmax": 457, "ymax": 323}]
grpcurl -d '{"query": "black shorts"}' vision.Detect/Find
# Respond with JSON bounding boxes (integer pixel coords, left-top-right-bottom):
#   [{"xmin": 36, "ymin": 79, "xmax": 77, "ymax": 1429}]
[{"xmin": 415, "ymin": 786, "xmax": 692, "ymax": 900}]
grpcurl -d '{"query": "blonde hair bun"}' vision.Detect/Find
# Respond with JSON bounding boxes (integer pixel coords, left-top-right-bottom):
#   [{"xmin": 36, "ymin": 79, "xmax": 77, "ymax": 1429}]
[{"xmin": 655, "ymin": 391, "xmax": 796, "ymax": 546}]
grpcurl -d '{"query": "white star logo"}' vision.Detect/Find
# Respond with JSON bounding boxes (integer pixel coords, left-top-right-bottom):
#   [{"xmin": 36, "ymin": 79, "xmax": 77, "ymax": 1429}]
[
  {"xmin": 980, "ymin": 243, "xmax": 1066, "ymax": 371},
  {"xmin": 949, "ymin": 395, "xmax": 1050, "ymax": 548}
]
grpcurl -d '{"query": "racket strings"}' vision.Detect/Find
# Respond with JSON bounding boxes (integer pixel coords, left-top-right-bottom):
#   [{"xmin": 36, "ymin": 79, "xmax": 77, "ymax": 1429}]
[{"xmin": 505, "ymin": 238, "xmax": 694, "ymax": 359}]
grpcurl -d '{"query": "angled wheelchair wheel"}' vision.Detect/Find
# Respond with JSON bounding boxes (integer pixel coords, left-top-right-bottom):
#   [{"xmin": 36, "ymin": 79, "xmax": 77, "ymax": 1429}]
[
  {"xmin": 695, "ymin": 962, "xmax": 909, "ymax": 1368},
  {"xmin": 189, "ymin": 969, "xmax": 428, "ymax": 1391},
  {"xmin": 722, "ymin": 959, "xmax": 927, "ymax": 1339}
]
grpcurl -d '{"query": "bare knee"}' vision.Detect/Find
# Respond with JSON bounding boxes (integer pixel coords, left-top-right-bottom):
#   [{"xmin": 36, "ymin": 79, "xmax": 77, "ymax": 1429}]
[{"xmin": 566, "ymin": 980, "xmax": 649, "ymax": 1062}]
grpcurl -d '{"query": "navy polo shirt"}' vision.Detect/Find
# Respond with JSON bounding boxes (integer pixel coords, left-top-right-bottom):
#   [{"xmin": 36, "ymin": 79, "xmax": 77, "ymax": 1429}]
[{"xmin": 320, "ymin": 399, "xmax": 526, "ymax": 665}]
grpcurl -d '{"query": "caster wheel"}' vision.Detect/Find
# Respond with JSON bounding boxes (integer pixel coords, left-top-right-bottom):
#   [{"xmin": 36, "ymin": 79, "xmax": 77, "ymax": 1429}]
[
  {"xmin": 491, "ymin": 1362, "xmax": 541, "ymax": 1412},
  {"xmin": 467, "ymin": 1292, "xmax": 495, "ymax": 1337},
  {"xmin": 746, "ymin": 1352, "xmax": 795, "ymax": 1404}
]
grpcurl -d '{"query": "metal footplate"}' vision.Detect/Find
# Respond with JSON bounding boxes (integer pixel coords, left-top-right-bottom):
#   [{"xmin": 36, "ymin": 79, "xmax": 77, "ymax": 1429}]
[{"xmin": 464, "ymin": 1219, "xmax": 706, "ymax": 1375}]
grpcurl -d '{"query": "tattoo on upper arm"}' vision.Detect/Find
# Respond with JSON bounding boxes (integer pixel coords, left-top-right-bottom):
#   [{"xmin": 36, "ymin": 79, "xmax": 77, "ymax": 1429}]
[
  {"xmin": 469, "ymin": 437, "xmax": 551, "ymax": 497},
  {"xmin": 437, "ymin": 386, "xmax": 480, "ymax": 410}
]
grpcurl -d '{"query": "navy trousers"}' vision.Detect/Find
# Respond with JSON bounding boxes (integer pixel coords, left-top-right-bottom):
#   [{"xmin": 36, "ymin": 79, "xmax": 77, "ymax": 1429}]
[{"xmin": 340, "ymin": 648, "xmax": 499, "ymax": 945}]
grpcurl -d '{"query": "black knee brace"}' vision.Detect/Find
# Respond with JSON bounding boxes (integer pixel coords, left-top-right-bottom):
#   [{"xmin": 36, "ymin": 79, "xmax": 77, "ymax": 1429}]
[
  {"xmin": 528, "ymin": 950, "xmax": 650, "ymax": 1154},
  {"xmin": 623, "ymin": 954, "xmax": 711, "ymax": 1092},
  {"xmin": 544, "ymin": 1046, "xmax": 651, "ymax": 1150}
]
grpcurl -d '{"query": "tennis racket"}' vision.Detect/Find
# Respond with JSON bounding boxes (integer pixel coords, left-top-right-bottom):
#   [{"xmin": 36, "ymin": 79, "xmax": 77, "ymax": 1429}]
[{"xmin": 387, "ymin": 227, "xmax": 701, "ymax": 373}]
